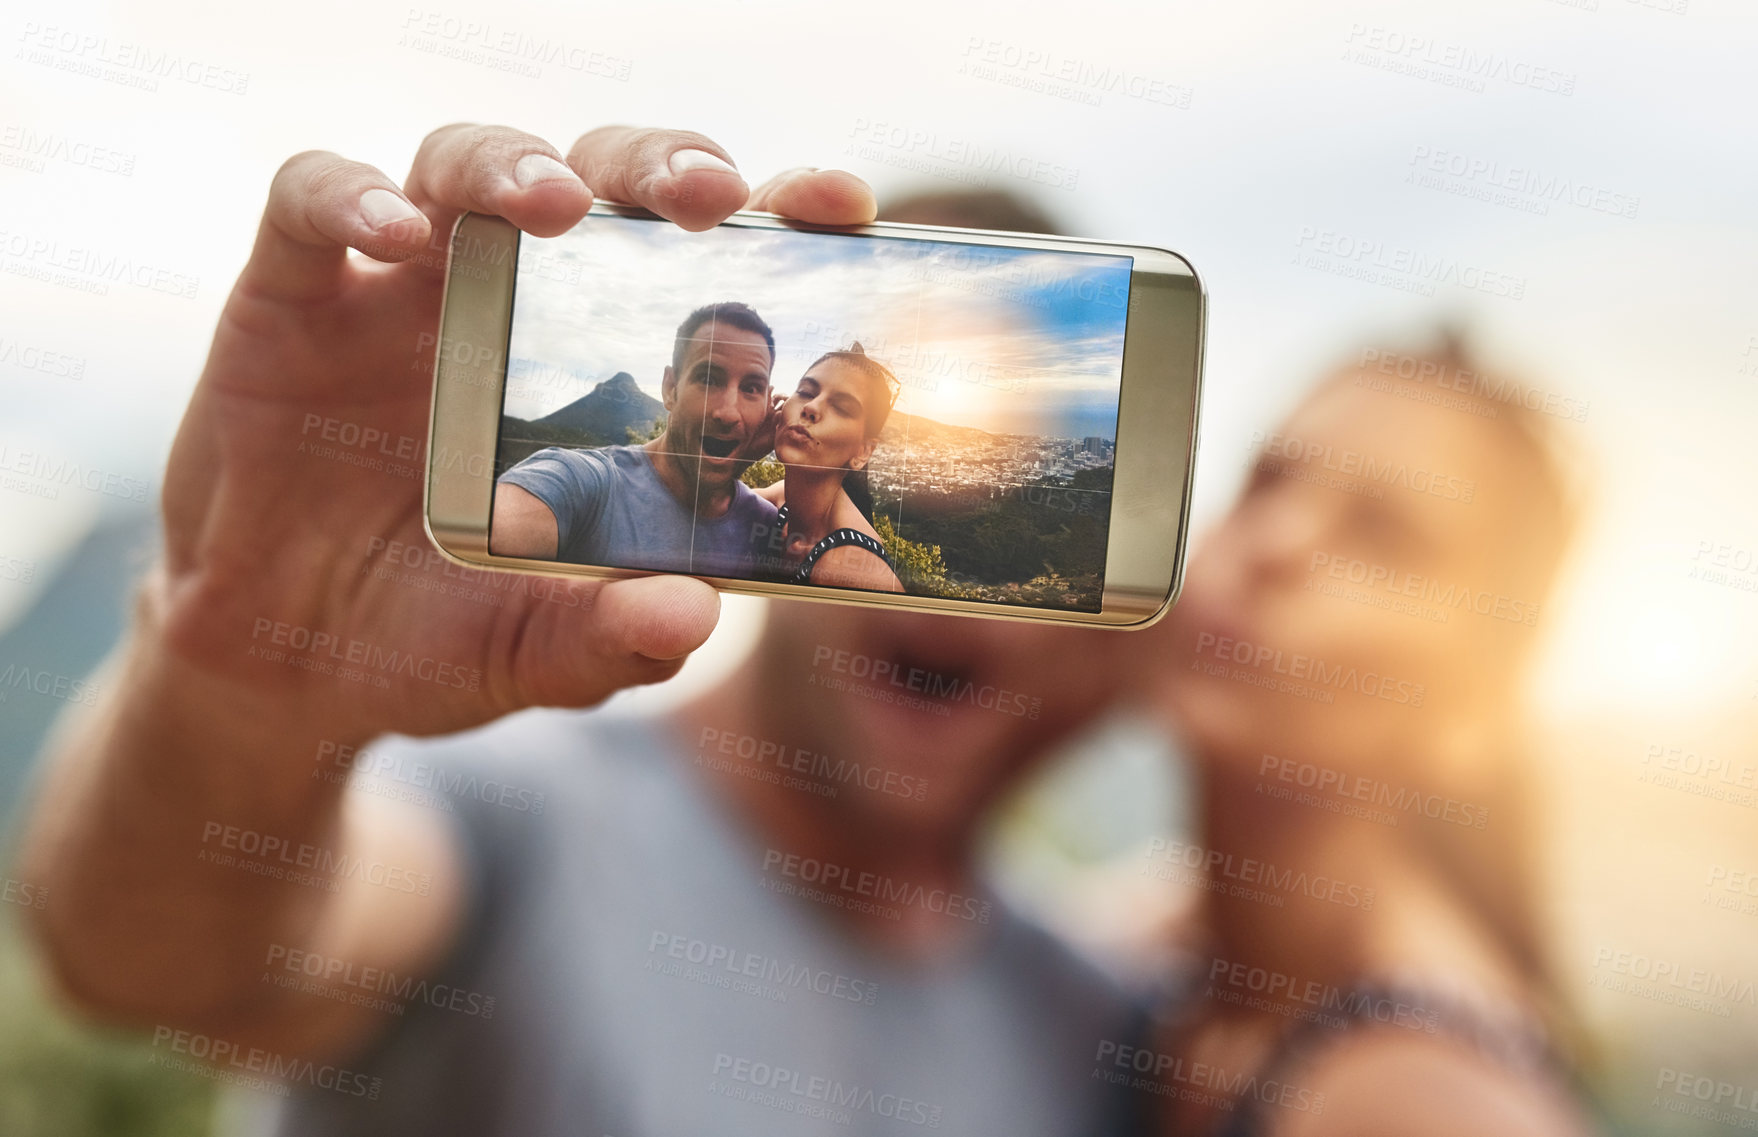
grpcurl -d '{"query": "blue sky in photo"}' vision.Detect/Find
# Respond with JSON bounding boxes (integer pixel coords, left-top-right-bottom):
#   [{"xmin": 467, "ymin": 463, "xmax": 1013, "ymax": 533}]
[{"xmin": 505, "ymin": 213, "xmax": 1132, "ymax": 439}]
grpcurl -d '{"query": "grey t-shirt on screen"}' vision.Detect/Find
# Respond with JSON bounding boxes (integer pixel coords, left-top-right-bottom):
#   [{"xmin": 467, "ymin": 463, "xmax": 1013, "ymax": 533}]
[
  {"xmin": 498, "ymin": 444, "xmax": 777, "ymax": 578},
  {"xmin": 258, "ymin": 711, "xmax": 1143, "ymax": 1137}
]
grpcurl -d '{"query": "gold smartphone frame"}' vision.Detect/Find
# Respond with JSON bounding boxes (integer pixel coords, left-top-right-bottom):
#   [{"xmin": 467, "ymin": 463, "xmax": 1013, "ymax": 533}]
[{"xmin": 424, "ymin": 205, "xmax": 1205, "ymax": 628}]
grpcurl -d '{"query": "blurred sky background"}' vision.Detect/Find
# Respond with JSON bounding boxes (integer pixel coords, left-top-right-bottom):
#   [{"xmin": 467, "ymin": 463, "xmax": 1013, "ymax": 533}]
[{"xmin": 3, "ymin": 0, "xmax": 1757, "ymax": 1132}]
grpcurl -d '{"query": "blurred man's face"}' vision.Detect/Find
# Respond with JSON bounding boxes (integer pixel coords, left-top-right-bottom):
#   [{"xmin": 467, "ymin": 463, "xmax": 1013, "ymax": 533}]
[
  {"xmin": 661, "ymin": 321, "xmax": 772, "ymax": 494},
  {"xmin": 754, "ymin": 603, "xmax": 1128, "ymax": 840},
  {"xmin": 723, "ymin": 191, "xmax": 1133, "ymax": 846},
  {"xmin": 1156, "ymin": 371, "xmax": 1538, "ymax": 774}
]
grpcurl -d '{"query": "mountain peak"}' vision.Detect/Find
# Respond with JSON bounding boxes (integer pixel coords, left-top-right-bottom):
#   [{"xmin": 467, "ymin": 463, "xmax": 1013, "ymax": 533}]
[{"xmin": 532, "ymin": 371, "xmax": 665, "ymax": 441}]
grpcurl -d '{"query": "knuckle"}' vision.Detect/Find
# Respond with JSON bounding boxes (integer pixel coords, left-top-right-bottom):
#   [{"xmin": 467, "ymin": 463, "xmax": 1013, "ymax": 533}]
[
  {"xmin": 460, "ymin": 125, "xmax": 551, "ymax": 190},
  {"xmin": 273, "ymin": 149, "xmax": 338, "ymax": 189},
  {"xmin": 417, "ymin": 121, "xmax": 479, "ymax": 157},
  {"xmin": 625, "ymin": 126, "xmax": 672, "ymax": 152},
  {"xmin": 630, "ymin": 127, "xmax": 721, "ymax": 173},
  {"xmin": 652, "ymin": 128, "xmax": 719, "ymax": 156},
  {"xmin": 572, "ymin": 124, "xmax": 633, "ymax": 154},
  {"xmin": 467, "ymin": 122, "xmax": 541, "ymax": 158},
  {"xmin": 278, "ymin": 148, "xmax": 330, "ymax": 173},
  {"xmin": 300, "ymin": 158, "xmax": 369, "ymax": 206}
]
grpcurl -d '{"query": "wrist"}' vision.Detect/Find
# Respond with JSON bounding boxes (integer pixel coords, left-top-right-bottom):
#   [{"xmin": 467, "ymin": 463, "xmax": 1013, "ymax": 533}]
[
  {"xmin": 119, "ymin": 569, "xmax": 375, "ymax": 812},
  {"xmin": 140, "ymin": 556, "xmax": 405, "ymax": 737}
]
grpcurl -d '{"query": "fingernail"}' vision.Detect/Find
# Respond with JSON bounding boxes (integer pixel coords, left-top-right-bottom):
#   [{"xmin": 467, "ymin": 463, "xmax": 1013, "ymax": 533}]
[
  {"xmin": 359, "ymin": 188, "xmax": 423, "ymax": 231},
  {"xmin": 513, "ymin": 153, "xmax": 580, "ymax": 190},
  {"xmin": 667, "ymin": 148, "xmax": 739, "ymax": 177}
]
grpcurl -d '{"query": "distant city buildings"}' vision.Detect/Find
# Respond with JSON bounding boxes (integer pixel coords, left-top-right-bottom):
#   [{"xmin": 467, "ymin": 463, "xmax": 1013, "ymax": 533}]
[{"xmin": 868, "ymin": 433, "xmax": 1114, "ymax": 497}]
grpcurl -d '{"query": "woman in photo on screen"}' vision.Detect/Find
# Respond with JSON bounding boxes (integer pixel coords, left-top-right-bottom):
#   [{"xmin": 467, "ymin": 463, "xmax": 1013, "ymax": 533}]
[{"xmin": 755, "ymin": 343, "xmax": 905, "ymax": 593}]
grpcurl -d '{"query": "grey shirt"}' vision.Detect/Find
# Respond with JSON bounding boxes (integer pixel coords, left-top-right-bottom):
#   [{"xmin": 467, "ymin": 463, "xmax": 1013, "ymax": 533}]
[
  {"xmin": 261, "ymin": 710, "xmax": 1142, "ymax": 1137},
  {"xmin": 499, "ymin": 444, "xmax": 777, "ymax": 578}
]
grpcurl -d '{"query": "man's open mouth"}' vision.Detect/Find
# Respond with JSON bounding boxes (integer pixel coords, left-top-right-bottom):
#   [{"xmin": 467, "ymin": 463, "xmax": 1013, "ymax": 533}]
[{"xmin": 700, "ymin": 436, "xmax": 738, "ymax": 459}]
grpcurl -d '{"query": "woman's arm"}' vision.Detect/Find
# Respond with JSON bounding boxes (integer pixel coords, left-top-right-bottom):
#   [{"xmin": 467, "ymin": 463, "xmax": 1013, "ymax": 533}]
[
  {"xmin": 811, "ymin": 544, "xmax": 905, "ymax": 592},
  {"xmin": 1262, "ymin": 1029, "xmax": 1593, "ymax": 1137}
]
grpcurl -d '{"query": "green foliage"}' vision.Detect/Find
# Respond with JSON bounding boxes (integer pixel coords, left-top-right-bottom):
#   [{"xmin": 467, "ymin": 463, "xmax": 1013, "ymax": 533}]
[
  {"xmin": 0, "ymin": 916, "xmax": 215, "ymax": 1136},
  {"xmin": 874, "ymin": 513, "xmax": 963, "ymax": 593},
  {"xmin": 868, "ymin": 477, "xmax": 1113, "ymax": 609},
  {"xmin": 740, "ymin": 455, "xmax": 784, "ymax": 490},
  {"xmin": 1070, "ymin": 465, "xmax": 1114, "ymax": 492},
  {"xmin": 624, "ymin": 418, "xmax": 667, "ymax": 445},
  {"xmin": 883, "ymin": 480, "xmax": 1109, "ymax": 596}
]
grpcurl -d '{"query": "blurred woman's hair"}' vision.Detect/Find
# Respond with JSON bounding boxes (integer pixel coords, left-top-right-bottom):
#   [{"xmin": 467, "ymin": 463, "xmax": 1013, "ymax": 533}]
[
  {"xmin": 883, "ymin": 183, "xmax": 1592, "ymax": 1067},
  {"xmin": 1330, "ymin": 326, "xmax": 1584, "ymax": 1045},
  {"xmin": 1330, "ymin": 326, "xmax": 1580, "ymax": 621}
]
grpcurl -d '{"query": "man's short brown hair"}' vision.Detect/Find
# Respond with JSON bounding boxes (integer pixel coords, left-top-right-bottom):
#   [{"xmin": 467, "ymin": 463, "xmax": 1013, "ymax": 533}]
[{"xmin": 672, "ymin": 301, "xmax": 775, "ymax": 378}]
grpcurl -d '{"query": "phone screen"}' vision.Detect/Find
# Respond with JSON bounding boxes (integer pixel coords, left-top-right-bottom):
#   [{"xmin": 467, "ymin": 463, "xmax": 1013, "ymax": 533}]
[{"xmin": 492, "ymin": 213, "xmax": 1134, "ymax": 612}]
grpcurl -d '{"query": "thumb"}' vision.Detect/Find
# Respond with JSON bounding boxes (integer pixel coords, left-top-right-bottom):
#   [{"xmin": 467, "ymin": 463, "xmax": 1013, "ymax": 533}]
[
  {"xmin": 593, "ymin": 574, "xmax": 722, "ymax": 661},
  {"xmin": 511, "ymin": 574, "xmax": 721, "ymax": 708}
]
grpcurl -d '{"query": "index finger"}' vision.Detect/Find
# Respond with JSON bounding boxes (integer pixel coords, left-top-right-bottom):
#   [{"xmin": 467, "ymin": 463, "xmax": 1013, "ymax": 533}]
[
  {"xmin": 404, "ymin": 122, "xmax": 592, "ymax": 239},
  {"xmin": 238, "ymin": 150, "xmax": 435, "ymax": 305},
  {"xmin": 747, "ymin": 167, "xmax": 877, "ymax": 226},
  {"xmin": 568, "ymin": 126, "xmax": 750, "ymax": 232}
]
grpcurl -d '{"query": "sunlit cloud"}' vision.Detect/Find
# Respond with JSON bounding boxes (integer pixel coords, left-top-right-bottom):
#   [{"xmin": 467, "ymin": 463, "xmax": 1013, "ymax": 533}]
[{"xmin": 506, "ymin": 215, "xmax": 1131, "ymax": 439}]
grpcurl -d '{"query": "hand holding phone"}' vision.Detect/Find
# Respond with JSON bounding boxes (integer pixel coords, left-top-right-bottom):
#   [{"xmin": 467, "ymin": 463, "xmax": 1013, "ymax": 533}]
[
  {"xmin": 18, "ymin": 125, "xmax": 873, "ymax": 1067},
  {"xmin": 427, "ymin": 207, "xmax": 1205, "ymax": 626},
  {"xmin": 151, "ymin": 124, "xmax": 874, "ymax": 741}
]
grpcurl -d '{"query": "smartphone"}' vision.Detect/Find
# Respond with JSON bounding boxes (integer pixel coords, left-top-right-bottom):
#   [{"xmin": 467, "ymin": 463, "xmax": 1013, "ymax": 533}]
[{"xmin": 424, "ymin": 204, "xmax": 1203, "ymax": 627}]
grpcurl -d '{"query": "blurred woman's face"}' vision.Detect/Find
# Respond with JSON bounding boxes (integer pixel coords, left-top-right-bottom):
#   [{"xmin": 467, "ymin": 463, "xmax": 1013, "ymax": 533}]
[
  {"xmin": 775, "ymin": 359, "xmax": 875, "ymax": 473},
  {"xmin": 1160, "ymin": 371, "xmax": 1541, "ymax": 775}
]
